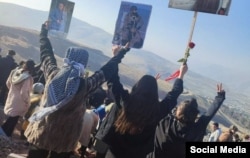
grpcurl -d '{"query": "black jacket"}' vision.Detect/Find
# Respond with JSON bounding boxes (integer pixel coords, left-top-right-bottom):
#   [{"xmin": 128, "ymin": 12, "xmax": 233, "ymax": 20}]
[
  {"xmin": 147, "ymin": 91, "xmax": 226, "ymax": 158},
  {"xmin": 96, "ymin": 72, "xmax": 184, "ymax": 158},
  {"xmin": 0, "ymin": 55, "xmax": 17, "ymax": 84}
]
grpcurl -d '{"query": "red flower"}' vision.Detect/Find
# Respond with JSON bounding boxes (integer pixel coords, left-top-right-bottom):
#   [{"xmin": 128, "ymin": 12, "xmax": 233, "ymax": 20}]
[{"xmin": 188, "ymin": 42, "xmax": 195, "ymax": 49}]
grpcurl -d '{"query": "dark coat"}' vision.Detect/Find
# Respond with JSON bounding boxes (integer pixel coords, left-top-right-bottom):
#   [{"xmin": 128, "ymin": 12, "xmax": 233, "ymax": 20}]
[
  {"xmin": 0, "ymin": 55, "xmax": 17, "ymax": 84},
  {"xmin": 147, "ymin": 91, "xmax": 226, "ymax": 158},
  {"xmin": 96, "ymin": 72, "xmax": 184, "ymax": 158}
]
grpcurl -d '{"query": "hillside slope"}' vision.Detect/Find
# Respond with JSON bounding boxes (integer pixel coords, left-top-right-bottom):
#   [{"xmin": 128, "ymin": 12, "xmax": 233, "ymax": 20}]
[{"xmin": 1, "ymin": 25, "xmax": 249, "ymax": 134}]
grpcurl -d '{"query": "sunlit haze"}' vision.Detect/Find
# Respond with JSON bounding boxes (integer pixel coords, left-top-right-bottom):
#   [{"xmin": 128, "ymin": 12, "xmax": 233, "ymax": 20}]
[{"xmin": 0, "ymin": 0, "xmax": 249, "ymax": 83}]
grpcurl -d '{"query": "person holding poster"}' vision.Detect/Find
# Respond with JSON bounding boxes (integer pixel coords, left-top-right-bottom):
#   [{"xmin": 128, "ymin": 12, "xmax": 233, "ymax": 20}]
[
  {"xmin": 112, "ymin": 2, "xmax": 152, "ymax": 49},
  {"xmin": 97, "ymin": 63, "xmax": 188, "ymax": 158},
  {"xmin": 24, "ymin": 22, "xmax": 130, "ymax": 158}
]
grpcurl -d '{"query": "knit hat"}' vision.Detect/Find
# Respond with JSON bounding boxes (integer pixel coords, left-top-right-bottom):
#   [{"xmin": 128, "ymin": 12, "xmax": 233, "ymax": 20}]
[
  {"xmin": 29, "ymin": 48, "xmax": 89, "ymax": 122},
  {"xmin": 33, "ymin": 82, "xmax": 45, "ymax": 94}
]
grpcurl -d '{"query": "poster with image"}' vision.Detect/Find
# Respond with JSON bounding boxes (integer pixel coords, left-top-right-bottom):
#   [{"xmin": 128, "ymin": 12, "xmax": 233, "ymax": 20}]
[
  {"xmin": 168, "ymin": 0, "xmax": 232, "ymax": 16},
  {"xmin": 112, "ymin": 1, "xmax": 152, "ymax": 49},
  {"xmin": 48, "ymin": 0, "xmax": 75, "ymax": 38}
]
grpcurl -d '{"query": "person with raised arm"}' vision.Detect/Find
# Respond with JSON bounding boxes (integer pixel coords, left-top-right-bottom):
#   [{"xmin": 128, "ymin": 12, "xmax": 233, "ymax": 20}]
[
  {"xmin": 147, "ymin": 83, "xmax": 226, "ymax": 158},
  {"xmin": 24, "ymin": 21, "xmax": 130, "ymax": 158}
]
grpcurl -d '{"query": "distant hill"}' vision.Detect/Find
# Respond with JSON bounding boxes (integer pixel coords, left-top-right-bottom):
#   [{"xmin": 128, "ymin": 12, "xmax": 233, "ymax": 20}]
[
  {"xmin": 0, "ymin": 2, "xmax": 249, "ymax": 133},
  {"xmin": 0, "ymin": 2, "xmax": 221, "ymax": 97}
]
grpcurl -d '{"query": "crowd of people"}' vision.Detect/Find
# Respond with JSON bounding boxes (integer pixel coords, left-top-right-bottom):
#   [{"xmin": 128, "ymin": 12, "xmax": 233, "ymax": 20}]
[{"xmin": 0, "ymin": 21, "xmax": 249, "ymax": 158}]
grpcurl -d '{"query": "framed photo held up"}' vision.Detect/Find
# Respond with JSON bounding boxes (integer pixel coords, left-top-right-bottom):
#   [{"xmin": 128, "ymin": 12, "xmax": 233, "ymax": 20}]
[
  {"xmin": 48, "ymin": 0, "xmax": 75, "ymax": 38},
  {"xmin": 112, "ymin": 1, "xmax": 152, "ymax": 49}
]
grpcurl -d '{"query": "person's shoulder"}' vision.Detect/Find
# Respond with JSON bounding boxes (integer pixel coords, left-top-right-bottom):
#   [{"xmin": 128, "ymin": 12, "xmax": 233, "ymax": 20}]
[
  {"xmin": 215, "ymin": 129, "xmax": 221, "ymax": 134},
  {"xmin": 218, "ymin": 131, "xmax": 231, "ymax": 142}
]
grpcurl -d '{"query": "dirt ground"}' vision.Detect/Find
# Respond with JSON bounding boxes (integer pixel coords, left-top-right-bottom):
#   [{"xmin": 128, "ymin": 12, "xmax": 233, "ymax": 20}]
[
  {"xmin": 0, "ymin": 110, "xmax": 29, "ymax": 158},
  {"xmin": 0, "ymin": 107, "xmax": 94, "ymax": 158}
]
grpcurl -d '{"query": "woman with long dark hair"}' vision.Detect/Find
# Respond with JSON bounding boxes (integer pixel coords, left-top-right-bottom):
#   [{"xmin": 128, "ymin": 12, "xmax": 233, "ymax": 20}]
[{"xmin": 95, "ymin": 54, "xmax": 188, "ymax": 158}]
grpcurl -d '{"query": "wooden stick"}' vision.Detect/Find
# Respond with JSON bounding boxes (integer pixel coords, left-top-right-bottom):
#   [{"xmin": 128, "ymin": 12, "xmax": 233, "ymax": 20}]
[{"xmin": 182, "ymin": 11, "xmax": 198, "ymax": 64}]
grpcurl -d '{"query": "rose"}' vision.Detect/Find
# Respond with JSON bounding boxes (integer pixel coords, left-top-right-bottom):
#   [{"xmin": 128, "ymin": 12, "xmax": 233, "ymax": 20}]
[
  {"xmin": 177, "ymin": 42, "xmax": 195, "ymax": 63},
  {"xmin": 188, "ymin": 42, "xmax": 195, "ymax": 49}
]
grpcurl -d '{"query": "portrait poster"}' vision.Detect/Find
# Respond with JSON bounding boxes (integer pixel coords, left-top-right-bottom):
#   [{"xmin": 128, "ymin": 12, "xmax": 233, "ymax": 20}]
[
  {"xmin": 168, "ymin": 0, "xmax": 232, "ymax": 16},
  {"xmin": 112, "ymin": 1, "xmax": 152, "ymax": 49},
  {"xmin": 48, "ymin": 0, "xmax": 75, "ymax": 38}
]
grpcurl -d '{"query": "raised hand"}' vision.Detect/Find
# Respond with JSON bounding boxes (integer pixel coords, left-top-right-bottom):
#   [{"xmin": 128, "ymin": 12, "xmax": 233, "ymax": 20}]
[
  {"xmin": 43, "ymin": 21, "xmax": 49, "ymax": 30},
  {"xmin": 178, "ymin": 64, "xmax": 188, "ymax": 79},
  {"xmin": 112, "ymin": 42, "xmax": 130, "ymax": 56},
  {"xmin": 112, "ymin": 45, "xmax": 121, "ymax": 57},
  {"xmin": 216, "ymin": 83, "xmax": 225, "ymax": 99},
  {"xmin": 217, "ymin": 83, "xmax": 224, "ymax": 93}
]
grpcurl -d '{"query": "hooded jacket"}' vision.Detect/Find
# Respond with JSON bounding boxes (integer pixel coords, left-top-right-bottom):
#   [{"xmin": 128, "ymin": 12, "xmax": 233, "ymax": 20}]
[{"xmin": 4, "ymin": 68, "xmax": 33, "ymax": 117}]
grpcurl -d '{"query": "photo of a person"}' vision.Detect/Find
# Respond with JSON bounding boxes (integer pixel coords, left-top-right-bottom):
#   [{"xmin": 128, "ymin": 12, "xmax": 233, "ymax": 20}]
[
  {"xmin": 194, "ymin": 0, "xmax": 231, "ymax": 15},
  {"xmin": 48, "ymin": 0, "xmax": 75, "ymax": 38},
  {"xmin": 121, "ymin": 6, "xmax": 144, "ymax": 47},
  {"xmin": 59, "ymin": 5, "xmax": 68, "ymax": 32},
  {"xmin": 113, "ymin": 2, "xmax": 152, "ymax": 49},
  {"xmin": 168, "ymin": 0, "xmax": 231, "ymax": 16},
  {"xmin": 49, "ymin": 2, "xmax": 64, "ymax": 31}
]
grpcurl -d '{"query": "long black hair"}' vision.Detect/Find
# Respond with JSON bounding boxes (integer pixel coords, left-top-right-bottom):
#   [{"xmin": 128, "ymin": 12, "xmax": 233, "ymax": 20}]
[
  {"xmin": 23, "ymin": 59, "xmax": 35, "ymax": 75},
  {"xmin": 114, "ymin": 75, "xmax": 160, "ymax": 134}
]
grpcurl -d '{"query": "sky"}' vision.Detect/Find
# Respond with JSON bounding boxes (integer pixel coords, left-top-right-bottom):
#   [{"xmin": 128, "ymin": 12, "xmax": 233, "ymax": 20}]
[{"xmin": 0, "ymin": 0, "xmax": 250, "ymax": 79}]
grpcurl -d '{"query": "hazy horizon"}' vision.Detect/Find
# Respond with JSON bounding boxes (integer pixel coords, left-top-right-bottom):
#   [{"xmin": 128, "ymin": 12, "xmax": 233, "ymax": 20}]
[{"xmin": 0, "ymin": 0, "xmax": 250, "ymax": 95}]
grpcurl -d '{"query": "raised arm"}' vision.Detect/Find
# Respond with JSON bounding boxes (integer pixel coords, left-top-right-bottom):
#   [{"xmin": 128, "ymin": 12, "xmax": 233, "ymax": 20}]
[
  {"xmin": 84, "ymin": 45, "xmax": 130, "ymax": 96},
  {"xmin": 107, "ymin": 68, "xmax": 129, "ymax": 108},
  {"xmin": 39, "ymin": 22, "xmax": 59, "ymax": 81},
  {"xmin": 108, "ymin": 45, "xmax": 129, "ymax": 107},
  {"xmin": 203, "ymin": 83, "xmax": 226, "ymax": 123},
  {"xmin": 159, "ymin": 64, "xmax": 188, "ymax": 119},
  {"xmin": 192, "ymin": 83, "xmax": 226, "ymax": 141}
]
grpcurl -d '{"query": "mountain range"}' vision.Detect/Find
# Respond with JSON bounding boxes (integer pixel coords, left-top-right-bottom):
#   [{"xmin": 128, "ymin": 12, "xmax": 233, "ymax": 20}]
[{"xmin": 0, "ymin": 2, "xmax": 249, "ymax": 133}]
